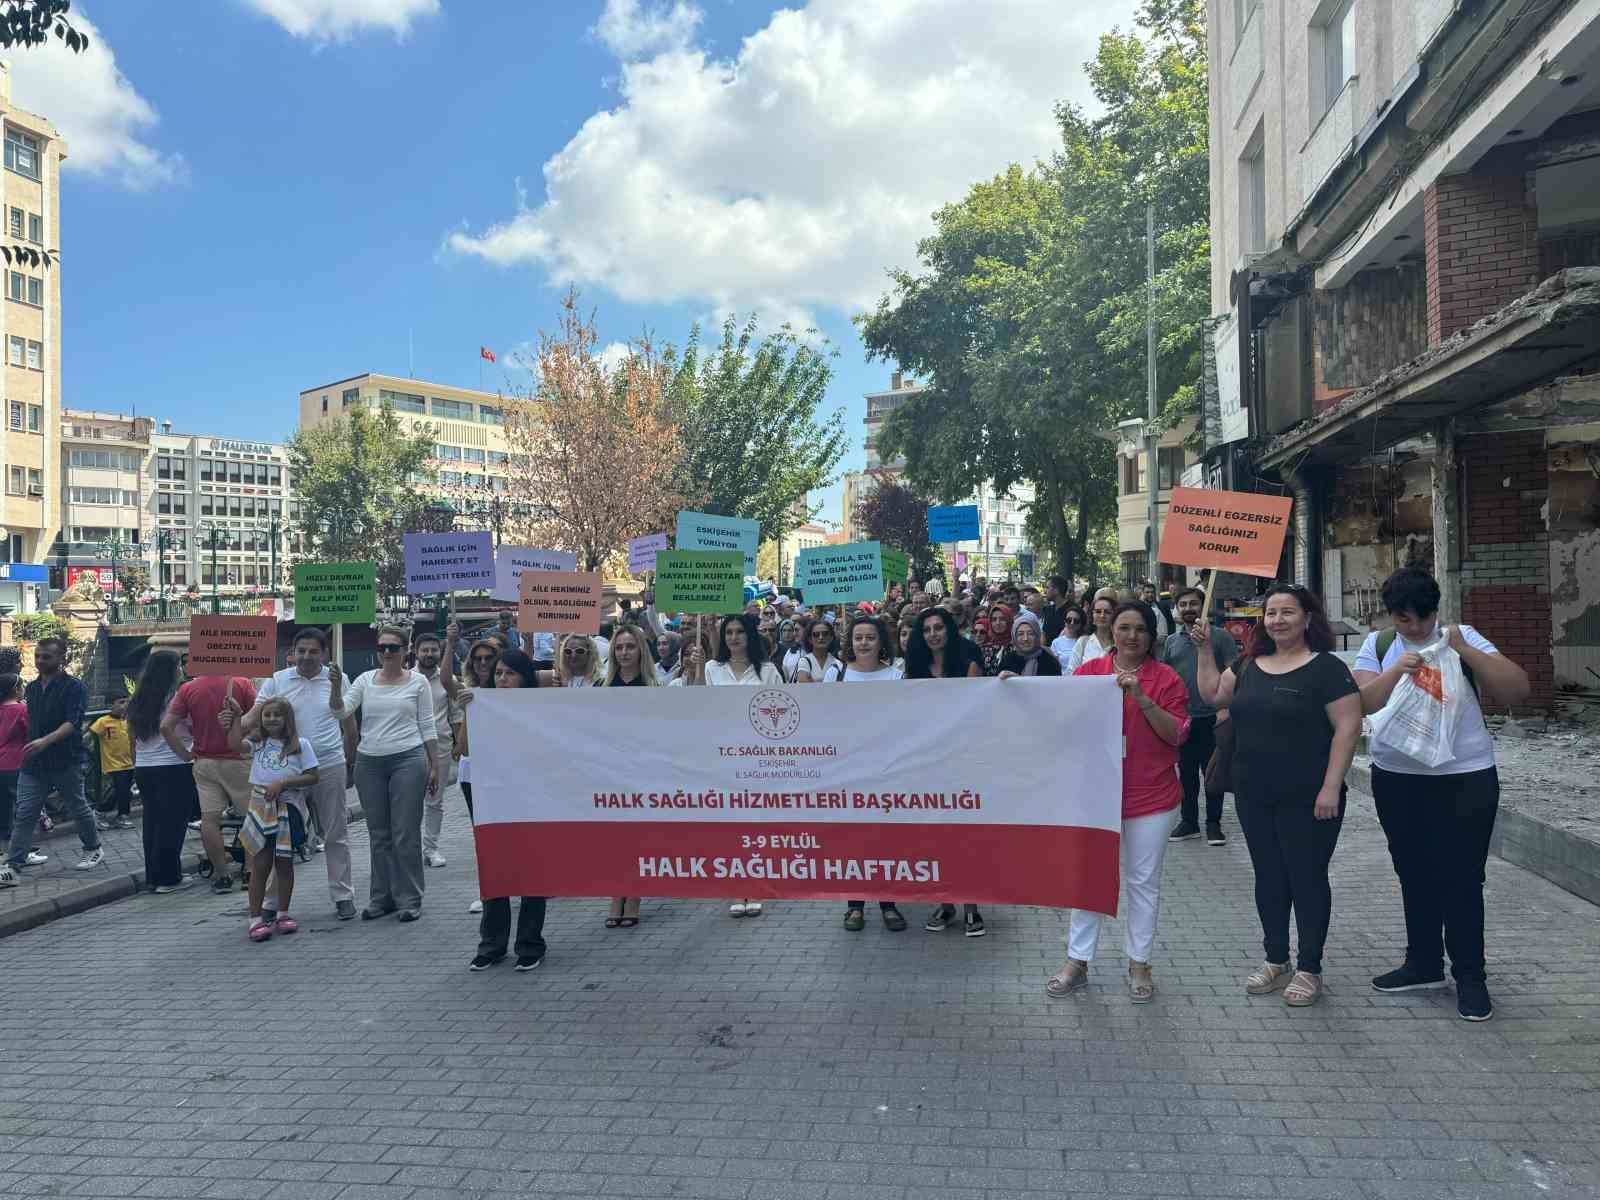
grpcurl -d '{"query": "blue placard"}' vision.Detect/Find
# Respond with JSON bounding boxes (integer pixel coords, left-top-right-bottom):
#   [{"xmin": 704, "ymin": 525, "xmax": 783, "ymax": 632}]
[
  {"xmin": 927, "ymin": 504, "xmax": 980, "ymax": 543},
  {"xmin": 676, "ymin": 511, "xmax": 761, "ymax": 575}
]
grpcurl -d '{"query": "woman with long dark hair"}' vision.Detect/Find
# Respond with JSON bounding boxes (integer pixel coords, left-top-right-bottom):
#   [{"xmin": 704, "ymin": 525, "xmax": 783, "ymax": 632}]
[
  {"xmin": 904, "ymin": 608, "xmax": 985, "ymax": 936},
  {"xmin": 1196, "ymin": 584, "xmax": 1362, "ymax": 1007},
  {"xmin": 1048, "ymin": 602, "xmax": 1187, "ymax": 1002},
  {"xmin": 1049, "ymin": 605, "xmax": 1087, "ymax": 664},
  {"xmin": 445, "ymin": 632, "xmax": 499, "ymax": 915},
  {"xmin": 794, "ymin": 618, "xmax": 844, "ymax": 683},
  {"xmin": 129, "ymin": 649, "xmax": 199, "ymax": 894},
  {"xmin": 836, "ymin": 614, "xmax": 908, "ymax": 933}
]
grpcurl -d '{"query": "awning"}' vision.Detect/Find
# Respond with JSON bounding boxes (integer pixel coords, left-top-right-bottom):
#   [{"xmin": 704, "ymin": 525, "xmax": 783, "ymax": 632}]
[{"xmin": 1258, "ymin": 268, "xmax": 1600, "ymax": 469}]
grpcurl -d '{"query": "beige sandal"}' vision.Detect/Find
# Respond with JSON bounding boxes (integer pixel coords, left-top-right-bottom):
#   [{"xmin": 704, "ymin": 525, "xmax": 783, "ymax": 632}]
[
  {"xmin": 1045, "ymin": 958, "xmax": 1088, "ymax": 997},
  {"xmin": 1245, "ymin": 960, "xmax": 1292, "ymax": 995},
  {"xmin": 1127, "ymin": 961, "xmax": 1155, "ymax": 1003},
  {"xmin": 1283, "ymin": 971, "xmax": 1322, "ymax": 1006}
]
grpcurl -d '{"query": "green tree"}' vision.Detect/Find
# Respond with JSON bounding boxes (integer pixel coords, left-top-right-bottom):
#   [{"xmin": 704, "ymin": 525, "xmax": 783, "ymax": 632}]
[
  {"xmin": 0, "ymin": 2, "xmax": 86, "ymax": 52},
  {"xmin": 286, "ymin": 402, "xmax": 438, "ymax": 603},
  {"xmin": 858, "ymin": 0, "xmax": 1208, "ymax": 581},
  {"xmin": 667, "ymin": 316, "xmax": 847, "ymax": 545}
]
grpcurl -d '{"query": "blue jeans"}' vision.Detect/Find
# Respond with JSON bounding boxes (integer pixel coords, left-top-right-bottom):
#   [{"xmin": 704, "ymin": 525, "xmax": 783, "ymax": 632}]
[{"xmin": 7, "ymin": 763, "xmax": 99, "ymax": 868}]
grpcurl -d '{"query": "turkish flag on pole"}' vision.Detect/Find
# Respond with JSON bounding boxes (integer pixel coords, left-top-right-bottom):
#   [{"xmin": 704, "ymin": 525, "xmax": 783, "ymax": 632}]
[{"xmin": 480, "ymin": 346, "xmax": 496, "ymax": 363}]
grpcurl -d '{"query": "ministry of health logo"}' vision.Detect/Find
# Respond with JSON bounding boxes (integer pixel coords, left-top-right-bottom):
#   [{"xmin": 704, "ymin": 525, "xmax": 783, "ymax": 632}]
[{"xmin": 749, "ymin": 689, "xmax": 801, "ymax": 740}]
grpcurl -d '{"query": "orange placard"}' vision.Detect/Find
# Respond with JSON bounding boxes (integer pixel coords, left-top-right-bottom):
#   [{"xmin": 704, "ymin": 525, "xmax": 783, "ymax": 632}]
[
  {"xmin": 1159, "ymin": 487, "xmax": 1293, "ymax": 578},
  {"xmin": 187, "ymin": 615, "xmax": 277, "ymax": 677},
  {"xmin": 518, "ymin": 570, "xmax": 603, "ymax": 635}
]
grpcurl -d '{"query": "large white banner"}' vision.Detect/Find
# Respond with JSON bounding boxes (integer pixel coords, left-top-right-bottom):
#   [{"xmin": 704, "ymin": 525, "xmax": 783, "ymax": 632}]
[{"xmin": 470, "ymin": 677, "xmax": 1124, "ymax": 909}]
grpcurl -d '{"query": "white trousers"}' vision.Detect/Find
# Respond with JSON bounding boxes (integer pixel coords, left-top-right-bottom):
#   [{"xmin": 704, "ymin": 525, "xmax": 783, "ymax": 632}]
[{"xmin": 1067, "ymin": 808, "xmax": 1175, "ymax": 964}]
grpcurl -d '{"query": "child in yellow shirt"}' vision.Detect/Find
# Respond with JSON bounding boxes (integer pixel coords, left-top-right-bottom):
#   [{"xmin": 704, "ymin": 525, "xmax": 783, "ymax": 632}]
[{"xmin": 89, "ymin": 692, "xmax": 135, "ymax": 831}]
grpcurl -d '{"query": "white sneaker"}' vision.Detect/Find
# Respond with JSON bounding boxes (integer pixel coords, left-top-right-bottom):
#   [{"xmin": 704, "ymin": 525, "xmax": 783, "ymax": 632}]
[
  {"xmin": 468, "ymin": 899, "xmax": 483, "ymax": 914},
  {"xmin": 153, "ymin": 877, "xmax": 195, "ymax": 895},
  {"xmin": 25, "ymin": 850, "xmax": 48, "ymax": 866},
  {"xmin": 0, "ymin": 864, "xmax": 16, "ymax": 888},
  {"xmin": 75, "ymin": 848, "xmax": 106, "ymax": 870},
  {"xmin": 424, "ymin": 850, "xmax": 446, "ymax": 868}
]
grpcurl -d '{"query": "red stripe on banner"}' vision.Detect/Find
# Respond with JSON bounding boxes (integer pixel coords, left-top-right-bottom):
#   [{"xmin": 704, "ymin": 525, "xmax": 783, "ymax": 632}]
[{"xmin": 473, "ymin": 821, "xmax": 1122, "ymax": 914}]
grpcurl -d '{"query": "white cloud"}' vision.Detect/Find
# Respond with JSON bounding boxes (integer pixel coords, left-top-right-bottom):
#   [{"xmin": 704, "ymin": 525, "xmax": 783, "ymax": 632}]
[
  {"xmin": 5, "ymin": 9, "xmax": 183, "ymax": 189},
  {"xmin": 593, "ymin": 0, "xmax": 702, "ymax": 59},
  {"xmin": 597, "ymin": 340, "xmax": 632, "ymax": 372},
  {"xmin": 447, "ymin": 0, "xmax": 1142, "ymax": 323},
  {"xmin": 243, "ymin": 0, "xmax": 439, "ymax": 42}
]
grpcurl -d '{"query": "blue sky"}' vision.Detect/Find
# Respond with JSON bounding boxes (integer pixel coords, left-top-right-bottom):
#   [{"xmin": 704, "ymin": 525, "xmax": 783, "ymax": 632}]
[{"xmin": 15, "ymin": 0, "xmax": 1140, "ymax": 523}]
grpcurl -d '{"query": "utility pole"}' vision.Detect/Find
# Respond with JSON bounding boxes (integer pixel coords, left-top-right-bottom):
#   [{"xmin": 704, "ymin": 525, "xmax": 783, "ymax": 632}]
[
  {"xmin": 202, "ymin": 525, "xmax": 223, "ymax": 614},
  {"xmin": 268, "ymin": 515, "xmax": 280, "ymax": 596},
  {"xmin": 1145, "ymin": 202, "xmax": 1161, "ymax": 588}
]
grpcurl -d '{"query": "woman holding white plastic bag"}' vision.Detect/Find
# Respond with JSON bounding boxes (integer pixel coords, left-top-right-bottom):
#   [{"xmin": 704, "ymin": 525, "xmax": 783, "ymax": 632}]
[{"xmin": 1354, "ymin": 567, "xmax": 1529, "ymax": 1022}]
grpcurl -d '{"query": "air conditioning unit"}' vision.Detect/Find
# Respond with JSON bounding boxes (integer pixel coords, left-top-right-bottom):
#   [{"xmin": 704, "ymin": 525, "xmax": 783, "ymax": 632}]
[{"xmin": 27, "ymin": 484, "xmax": 43, "ymax": 496}]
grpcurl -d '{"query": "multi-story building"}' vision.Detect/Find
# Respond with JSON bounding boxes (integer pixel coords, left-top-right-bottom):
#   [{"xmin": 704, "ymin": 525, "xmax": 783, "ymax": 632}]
[
  {"xmin": 56, "ymin": 410, "xmax": 152, "ymax": 594},
  {"xmin": 852, "ymin": 372, "xmax": 1035, "ymax": 582},
  {"xmin": 1111, "ymin": 417, "xmax": 1202, "ymax": 588},
  {"xmin": 0, "ymin": 64, "xmax": 65, "ymax": 605},
  {"xmin": 153, "ymin": 428, "xmax": 295, "ymax": 593},
  {"xmin": 777, "ymin": 521, "xmax": 831, "ymax": 587},
  {"xmin": 1206, "ymin": 0, "xmax": 1600, "ymax": 707},
  {"xmin": 297, "ymin": 373, "xmax": 514, "ymax": 521}
]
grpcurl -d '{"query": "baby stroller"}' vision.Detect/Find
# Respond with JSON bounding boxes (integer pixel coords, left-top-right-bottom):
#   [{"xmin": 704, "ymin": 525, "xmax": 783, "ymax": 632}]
[{"xmin": 195, "ymin": 801, "xmax": 311, "ymax": 880}]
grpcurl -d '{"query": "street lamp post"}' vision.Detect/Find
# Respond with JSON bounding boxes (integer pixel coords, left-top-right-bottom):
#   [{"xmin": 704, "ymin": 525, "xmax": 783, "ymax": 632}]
[
  {"xmin": 199, "ymin": 524, "xmax": 225, "ymax": 614},
  {"xmin": 142, "ymin": 527, "xmax": 173, "ymax": 621},
  {"xmin": 96, "ymin": 533, "xmax": 131, "ymax": 624}
]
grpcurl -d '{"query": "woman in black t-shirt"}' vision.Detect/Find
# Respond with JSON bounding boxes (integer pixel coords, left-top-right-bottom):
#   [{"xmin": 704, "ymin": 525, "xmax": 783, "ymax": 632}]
[{"xmin": 1195, "ymin": 584, "xmax": 1362, "ymax": 1008}]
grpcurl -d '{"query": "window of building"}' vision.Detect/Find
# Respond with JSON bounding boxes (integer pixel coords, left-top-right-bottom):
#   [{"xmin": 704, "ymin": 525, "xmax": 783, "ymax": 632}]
[
  {"xmin": 463, "ymin": 447, "xmax": 485, "ymax": 464},
  {"xmin": 321, "ymin": 396, "xmax": 328, "ymax": 413},
  {"xmin": 171, "ymin": 457, "xmax": 186, "ymax": 481},
  {"xmin": 1241, "ymin": 123, "xmax": 1266, "ymax": 253},
  {"xmin": 479, "ymin": 405, "xmax": 503, "ymax": 425},
  {"xmin": 229, "ymin": 495, "xmax": 242, "ymax": 517},
  {"xmin": 200, "ymin": 496, "xmax": 213, "ymax": 516},
  {"xmin": 7, "ymin": 466, "xmax": 22, "ymax": 495},
  {"xmin": 1314, "ymin": 0, "xmax": 1357, "ymax": 118},
  {"xmin": 342, "ymin": 388, "xmax": 360, "ymax": 409},
  {"xmin": 487, "ymin": 450, "xmax": 509, "ymax": 467},
  {"xmin": 256, "ymin": 462, "xmax": 270, "ymax": 485},
  {"xmin": 441, "ymin": 470, "xmax": 463, "ymax": 487},
  {"xmin": 26, "ymin": 403, "xmax": 39, "ymax": 433},
  {"xmin": 172, "ymin": 494, "xmax": 187, "ymax": 516},
  {"xmin": 157, "ymin": 456, "xmax": 171, "ymax": 480},
  {"xmin": 157, "ymin": 492, "xmax": 170, "ymax": 514},
  {"xmin": 269, "ymin": 498, "xmax": 282, "ymax": 516},
  {"xmin": 7, "ymin": 272, "xmax": 23, "ymax": 303},
  {"xmin": 1158, "ymin": 447, "xmax": 1186, "ymax": 490},
  {"xmin": 7, "ymin": 207, "xmax": 20, "ymax": 238},
  {"xmin": 6, "ymin": 401, "xmax": 20, "ymax": 431},
  {"xmin": 268, "ymin": 464, "xmax": 281, "ymax": 486},
  {"xmin": 6, "ymin": 336, "xmax": 20, "ymax": 367},
  {"xmin": 172, "ymin": 565, "xmax": 187, "ymax": 585},
  {"xmin": 27, "ymin": 212, "xmax": 40, "ymax": 244},
  {"xmin": 199, "ymin": 458, "xmax": 213, "ymax": 481},
  {"xmin": 379, "ymin": 388, "xmax": 426, "ymax": 415},
  {"xmin": 4, "ymin": 129, "xmax": 40, "ymax": 180},
  {"xmin": 432, "ymin": 397, "xmax": 473, "ymax": 421},
  {"xmin": 435, "ymin": 443, "xmax": 461, "ymax": 461},
  {"xmin": 25, "ymin": 339, "xmax": 40, "ymax": 369},
  {"xmin": 227, "ymin": 460, "xmax": 241, "ymax": 483}
]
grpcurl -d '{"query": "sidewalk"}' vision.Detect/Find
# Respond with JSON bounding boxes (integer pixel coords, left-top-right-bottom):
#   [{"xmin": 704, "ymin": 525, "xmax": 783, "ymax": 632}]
[{"xmin": 0, "ymin": 787, "xmax": 361, "ymax": 939}]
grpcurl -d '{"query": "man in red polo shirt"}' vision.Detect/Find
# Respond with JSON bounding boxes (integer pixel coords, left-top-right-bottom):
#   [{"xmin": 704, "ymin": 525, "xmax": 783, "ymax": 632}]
[{"xmin": 164, "ymin": 671, "xmax": 256, "ymax": 893}]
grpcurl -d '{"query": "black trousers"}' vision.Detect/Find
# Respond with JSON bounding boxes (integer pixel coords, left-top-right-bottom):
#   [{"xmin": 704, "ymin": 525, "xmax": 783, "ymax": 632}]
[
  {"xmin": 1372, "ymin": 765, "xmax": 1498, "ymax": 984},
  {"xmin": 479, "ymin": 897, "xmax": 547, "ymax": 959},
  {"xmin": 846, "ymin": 901, "xmax": 898, "ymax": 911},
  {"xmin": 1178, "ymin": 715, "xmax": 1222, "ymax": 826},
  {"xmin": 1236, "ymin": 784, "xmax": 1345, "ymax": 974},
  {"xmin": 109, "ymin": 770, "xmax": 134, "ymax": 817},
  {"xmin": 137, "ymin": 764, "xmax": 197, "ymax": 888}
]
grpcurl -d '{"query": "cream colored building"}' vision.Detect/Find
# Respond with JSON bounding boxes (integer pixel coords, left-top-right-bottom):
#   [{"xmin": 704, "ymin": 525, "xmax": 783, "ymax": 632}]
[
  {"xmin": 56, "ymin": 410, "xmax": 152, "ymax": 593},
  {"xmin": 1111, "ymin": 416, "xmax": 1202, "ymax": 588},
  {"xmin": 0, "ymin": 65, "xmax": 64, "ymax": 587},
  {"xmin": 298, "ymin": 373, "xmax": 514, "ymax": 513}
]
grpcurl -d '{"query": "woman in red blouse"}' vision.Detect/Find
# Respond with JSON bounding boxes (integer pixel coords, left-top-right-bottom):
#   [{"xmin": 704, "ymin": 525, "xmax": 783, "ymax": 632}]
[{"xmin": 1048, "ymin": 602, "xmax": 1190, "ymax": 1002}]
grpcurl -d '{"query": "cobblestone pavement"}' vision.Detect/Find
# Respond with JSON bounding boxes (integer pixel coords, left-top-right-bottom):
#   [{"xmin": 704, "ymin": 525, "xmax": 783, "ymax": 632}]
[
  {"xmin": 0, "ymin": 810, "xmax": 193, "ymax": 920},
  {"xmin": 2, "ymin": 788, "xmax": 1598, "ymax": 1200}
]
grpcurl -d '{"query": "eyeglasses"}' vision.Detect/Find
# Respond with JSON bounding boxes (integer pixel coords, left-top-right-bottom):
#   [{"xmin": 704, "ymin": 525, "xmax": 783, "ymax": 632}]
[
  {"xmin": 1064, "ymin": 616, "xmax": 1083, "ymax": 625},
  {"xmin": 377, "ymin": 644, "xmax": 405, "ymax": 654},
  {"xmin": 563, "ymin": 648, "xmax": 589, "ymax": 658}
]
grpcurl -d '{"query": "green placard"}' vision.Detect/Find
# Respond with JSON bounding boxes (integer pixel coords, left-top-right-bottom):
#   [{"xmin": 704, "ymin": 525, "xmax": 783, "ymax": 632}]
[
  {"xmin": 879, "ymin": 547, "xmax": 909, "ymax": 586},
  {"xmin": 293, "ymin": 561, "xmax": 376, "ymax": 625},
  {"xmin": 655, "ymin": 549, "xmax": 745, "ymax": 615}
]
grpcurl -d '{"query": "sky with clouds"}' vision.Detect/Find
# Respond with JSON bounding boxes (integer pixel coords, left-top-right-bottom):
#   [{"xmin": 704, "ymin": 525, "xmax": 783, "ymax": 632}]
[{"xmin": 19, "ymin": 0, "xmax": 1141, "ymax": 524}]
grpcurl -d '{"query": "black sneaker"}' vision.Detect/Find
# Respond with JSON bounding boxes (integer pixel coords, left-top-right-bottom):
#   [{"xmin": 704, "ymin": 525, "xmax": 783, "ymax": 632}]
[
  {"xmin": 1456, "ymin": 981, "xmax": 1493, "ymax": 1021},
  {"xmin": 514, "ymin": 953, "xmax": 545, "ymax": 972},
  {"xmin": 1205, "ymin": 823, "xmax": 1226, "ymax": 846},
  {"xmin": 964, "ymin": 910, "xmax": 986, "ymax": 938},
  {"xmin": 210, "ymin": 873, "xmax": 234, "ymax": 894},
  {"xmin": 923, "ymin": 905, "xmax": 956, "ymax": 932},
  {"xmin": 468, "ymin": 954, "xmax": 503, "ymax": 972},
  {"xmin": 1169, "ymin": 821, "xmax": 1201, "ymax": 841},
  {"xmin": 1371, "ymin": 964, "xmax": 1447, "ymax": 993}
]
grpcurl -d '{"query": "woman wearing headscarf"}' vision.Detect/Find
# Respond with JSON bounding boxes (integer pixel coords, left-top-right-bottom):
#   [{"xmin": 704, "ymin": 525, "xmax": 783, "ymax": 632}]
[
  {"xmin": 997, "ymin": 610, "xmax": 1063, "ymax": 678},
  {"xmin": 980, "ymin": 603, "xmax": 1014, "ymax": 677}
]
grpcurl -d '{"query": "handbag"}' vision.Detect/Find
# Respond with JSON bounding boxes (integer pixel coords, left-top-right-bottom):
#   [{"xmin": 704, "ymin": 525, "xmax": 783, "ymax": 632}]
[{"xmin": 1204, "ymin": 713, "xmax": 1234, "ymax": 796}]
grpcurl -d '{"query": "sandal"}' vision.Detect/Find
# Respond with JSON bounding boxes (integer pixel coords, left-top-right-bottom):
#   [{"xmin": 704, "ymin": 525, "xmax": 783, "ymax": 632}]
[
  {"xmin": 248, "ymin": 918, "xmax": 273, "ymax": 943},
  {"xmin": 1045, "ymin": 958, "xmax": 1088, "ymax": 997},
  {"xmin": 1284, "ymin": 971, "xmax": 1322, "ymax": 1007},
  {"xmin": 604, "ymin": 917, "xmax": 622, "ymax": 929},
  {"xmin": 729, "ymin": 902, "xmax": 747, "ymax": 918},
  {"xmin": 617, "ymin": 917, "xmax": 639, "ymax": 928},
  {"xmin": 273, "ymin": 915, "xmax": 299, "ymax": 935},
  {"xmin": 881, "ymin": 906, "xmax": 908, "ymax": 932},
  {"xmin": 1245, "ymin": 960, "xmax": 1292, "ymax": 995},
  {"xmin": 1127, "ymin": 960, "xmax": 1155, "ymax": 1003},
  {"xmin": 843, "ymin": 908, "xmax": 865, "ymax": 932},
  {"xmin": 744, "ymin": 901, "xmax": 763, "ymax": 918}
]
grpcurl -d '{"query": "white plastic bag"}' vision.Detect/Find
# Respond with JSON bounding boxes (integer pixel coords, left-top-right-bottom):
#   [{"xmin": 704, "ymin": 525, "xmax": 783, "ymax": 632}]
[{"xmin": 1367, "ymin": 630, "xmax": 1465, "ymax": 767}]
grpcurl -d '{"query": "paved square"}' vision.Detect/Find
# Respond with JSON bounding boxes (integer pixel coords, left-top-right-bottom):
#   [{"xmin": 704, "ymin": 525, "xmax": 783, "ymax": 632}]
[{"xmin": 3, "ymin": 789, "xmax": 1597, "ymax": 1200}]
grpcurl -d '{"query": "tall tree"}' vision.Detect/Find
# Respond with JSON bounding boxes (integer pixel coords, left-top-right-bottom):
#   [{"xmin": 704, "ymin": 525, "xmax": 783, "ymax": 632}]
[
  {"xmin": 501, "ymin": 292, "xmax": 693, "ymax": 572},
  {"xmin": 286, "ymin": 402, "xmax": 437, "ymax": 603},
  {"xmin": 1, "ymin": 1, "xmax": 86, "ymax": 51},
  {"xmin": 852, "ymin": 471, "xmax": 944, "ymax": 584},
  {"xmin": 667, "ymin": 317, "xmax": 847, "ymax": 544}
]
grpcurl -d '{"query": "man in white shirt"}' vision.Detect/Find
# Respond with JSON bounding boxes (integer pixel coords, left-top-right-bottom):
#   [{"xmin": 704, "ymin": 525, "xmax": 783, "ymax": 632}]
[
  {"xmin": 413, "ymin": 631, "xmax": 463, "ymax": 869},
  {"xmin": 236, "ymin": 627, "xmax": 358, "ymax": 920}
]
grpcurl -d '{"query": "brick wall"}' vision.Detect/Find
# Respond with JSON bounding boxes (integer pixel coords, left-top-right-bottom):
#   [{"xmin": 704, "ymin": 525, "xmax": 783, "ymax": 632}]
[
  {"xmin": 1459, "ymin": 430, "xmax": 1554, "ymax": 710},
  {"xmin": 1312, "ymin": 264, "xmax": 1428, "ymax": 408},
  {"xmin": 1424, "ymin": 171, "xmax": 1540, "ymax": 344}
]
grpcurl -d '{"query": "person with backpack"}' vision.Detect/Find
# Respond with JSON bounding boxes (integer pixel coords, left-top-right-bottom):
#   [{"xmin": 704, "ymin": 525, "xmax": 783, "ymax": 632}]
[{"xmin": 1352, "ymin": 566, "xmax": 1530, "ymax": 1022}]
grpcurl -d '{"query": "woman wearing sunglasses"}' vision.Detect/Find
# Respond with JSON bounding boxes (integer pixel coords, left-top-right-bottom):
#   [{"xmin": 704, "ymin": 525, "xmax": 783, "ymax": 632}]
[
  {"xmin": 556, "ymin": 635, "xmax": 606, "ymax": 687},
  {"xmin": 1049, "ymin": 605, "xmax": 1087, "ymax": 666},
  {"xmin": 329, "ymin": 627, "xmax": 442, "ymax": 923},
  {"xmin": 794, "ymin": 618, "xmax": 845, "ymax": 683}
]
